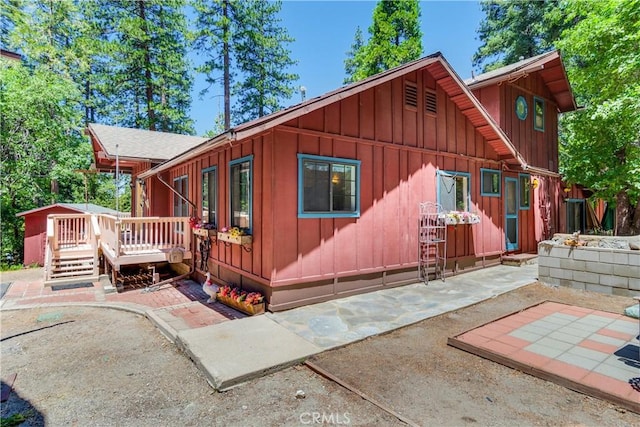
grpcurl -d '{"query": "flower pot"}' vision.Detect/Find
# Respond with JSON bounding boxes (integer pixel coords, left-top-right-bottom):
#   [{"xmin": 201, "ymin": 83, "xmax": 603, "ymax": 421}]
[
  {"xmin": 217, "ymin": 232, "xmax": 252, "ymax": 245},
  {"xmin": 216, "ymin": 294, "xmax": 265, "ymax": 315}
]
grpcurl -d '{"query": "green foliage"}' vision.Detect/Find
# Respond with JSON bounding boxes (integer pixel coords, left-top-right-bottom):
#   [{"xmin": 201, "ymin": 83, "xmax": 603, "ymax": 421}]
[
  {"xmin": 89, "ymin": 0, "xmax": 194, "ymax": 134},
  {"xmin": 194, "ymin": 0, "xmax": 298, "ymax": 126},
  {"xmin": 343, "ymin": 26, "xmax": 365, "ymax": 85},
  {"xmin": 473, "ymin": 0, "xmax": 566, "ymax": 72},
  {"xmin": 344, "ymin": 0, "xmax": 422, "ymax": 83},
  {"xmin": 0, "ymin": 60, "xmax": 87, "ymax": 264},
  {"xmin": 233, "ymin": 0, "xmax": 298, "ymax": 122},
  {"xmin": 557, "ymin": 0, "xmax": 640, "ymax": 220}
]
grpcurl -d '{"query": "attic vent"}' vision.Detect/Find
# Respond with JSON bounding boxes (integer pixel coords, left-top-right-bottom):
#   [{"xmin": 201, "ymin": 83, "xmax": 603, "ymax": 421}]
[
  {"xmin": 425, "ymin": 90, "xmax": 437, "ymax": 114},
  {"xmin": 405, "ymin": 82, "xmax": 418, "ymax": 108}
]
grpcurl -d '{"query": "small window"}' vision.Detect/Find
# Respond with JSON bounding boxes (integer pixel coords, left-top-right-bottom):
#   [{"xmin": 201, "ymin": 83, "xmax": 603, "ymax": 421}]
[
  {"xmin": 425, "ymin": 89, "xmax": 437, "ymax": 115},
  {"xmin": 229, "ymin": 156, "xmax": 252, "ymax": 232},
  {"xmin": 534, "ymin": 97, "xmax": 544, "ymax": 131},
  {"xmin": 298, "ymin": 154, "xmax": 360, "ymax": 218},
  {"xmin": 437, "ymin": 170, "xmax": 471, "ymax": 212},
  {"xmin": 519, "ymin": 174, "xmax": 531, "ymax": 209},
  {"xmin": 173, "ymin": 175, "xmax": 188, "ymax": 233},
  {"xmin": 481, "ymin": 168, "xmax": 501, "ymax": 197},
  {"xmin": 202, "ymin": 167, "xmax": 217, "ymax": 226},
  {"xmin": 405, "ymin": 82, "xmax": 417, "ymax": 109}
]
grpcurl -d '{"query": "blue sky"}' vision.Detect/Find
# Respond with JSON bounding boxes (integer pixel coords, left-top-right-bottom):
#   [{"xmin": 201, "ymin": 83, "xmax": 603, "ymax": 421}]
[{"xmin": 190, "ymin": 1, "xmax": 484, "ymax": 136}]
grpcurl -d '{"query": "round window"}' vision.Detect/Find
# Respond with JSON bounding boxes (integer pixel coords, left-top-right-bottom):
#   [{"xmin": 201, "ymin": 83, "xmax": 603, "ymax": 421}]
[{"xmin": 515, "ymin": 96, "xmax": 528, "ymax": 120}]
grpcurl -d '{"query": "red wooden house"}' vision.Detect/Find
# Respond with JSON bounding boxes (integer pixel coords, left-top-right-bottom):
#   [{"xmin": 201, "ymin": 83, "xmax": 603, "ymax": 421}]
[
  {"xmin": 77, "ymin": 51, "xmax": 577, "ymax": 310},
  {"xmin": 110, "ymin": 51, "xmax": 577, "ymax": 311}
]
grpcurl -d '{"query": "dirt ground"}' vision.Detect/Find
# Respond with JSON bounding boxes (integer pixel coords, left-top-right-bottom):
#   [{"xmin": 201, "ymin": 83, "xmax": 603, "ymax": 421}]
[{"xmin": 1, "ymin": 274, "xmax": 638, "ymax": 426}]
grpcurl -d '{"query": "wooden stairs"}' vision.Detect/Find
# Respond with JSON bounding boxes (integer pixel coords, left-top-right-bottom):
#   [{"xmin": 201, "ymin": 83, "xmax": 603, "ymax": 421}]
[{"xmin": 45, "ymin": 247, "xmax": 99, "ymax": 286}]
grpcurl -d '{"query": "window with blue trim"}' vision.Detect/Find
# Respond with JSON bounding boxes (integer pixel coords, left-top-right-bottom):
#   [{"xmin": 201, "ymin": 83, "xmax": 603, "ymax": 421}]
[
  {"xmin": 230, "ymin": 156, "xmax": 252, "ymax": 232},
  {"xmin": 298, "ymin": 154, "xmax": 360, "ymax": 218},
  {"xmin": 437, "ymin": 170, "xmax": 471, "ymax": 212},
  {"xmin": 480, "ymin": 168, "xmax": 501, "ymax": 197},
  {"xmin": 173, "ymin": 175, "xmax": 188, "ymax": 233},
  {"xmin": 202, "ymin": 166, "xmax": 217, "ymax": 226},
  {"xmin": 519, "ymin": 174, "xmax": 531, "ymax": 209}
]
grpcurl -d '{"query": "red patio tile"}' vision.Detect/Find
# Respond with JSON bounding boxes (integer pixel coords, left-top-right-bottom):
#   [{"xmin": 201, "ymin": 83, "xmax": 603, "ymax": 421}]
[
  {"xmin": 484, "ymin": 339, "xmax": 519, "ymax": 356},
  {"xmin": 596, "ymin": 311, "xmax": 624, "ymax": 320},
  {"xmin": 494, "ymin": 334, "xmax": 532, "ymax": 349},
  {"xmin": 597, "ymin": 328, "xmax": 635, "ymax": 341},
  {"xmin": 544, "ymin": 360, "xmax": 590, "ymax": 382},
  {"xmin": 475, "ymin": 323, "xmax": 512, "ymax": 339},
  {"xmin": 582, "ymin": 371, "xmax": 632, "ymax": 400},
  {"xmin": 511, "ymin": 349, "xmax": 552, "ymax": 368},
  {"xmin": 456, "ymin": 332, "xmax": 491, "ymax": 347},
  {"xmin": 560, "ymin": 306, "xmax": 594, "ymax": 316},
  {"xmin": 578, "ymin": 339, "xmax": 620, "ymax": 355}
]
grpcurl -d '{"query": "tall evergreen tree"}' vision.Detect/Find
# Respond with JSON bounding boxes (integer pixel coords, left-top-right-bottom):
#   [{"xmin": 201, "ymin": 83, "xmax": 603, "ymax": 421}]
[
  {"xmin": 193, "ymin": 0, "xmax": 239, "ymax": 131},
  {"xmin": 194, "ymin": 0, "xmax": 298, "ymax": 127},
  {"xmin": 233, "ymin": 0, "xmax": 298, "ymax": 122},
  {"xmin": 343, "ymin": 26, "xmax": 365, "ymax": 85},
  {"xmin": 92, "ymin": 0, "xmax": 194, "ymax": 133},
  {"xmin": 473, "ymin": 0, "xmax": 566, "ymax": 72},
  {"xmin": 344, "ymin": 0, "xmax": 422, "ymax": 83}
]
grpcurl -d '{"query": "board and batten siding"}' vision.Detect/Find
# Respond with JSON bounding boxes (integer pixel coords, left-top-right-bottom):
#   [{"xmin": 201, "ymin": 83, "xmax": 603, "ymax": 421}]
[{"xmin": 161, "ymin": 66, "xmax": 544, "ymax": 309}]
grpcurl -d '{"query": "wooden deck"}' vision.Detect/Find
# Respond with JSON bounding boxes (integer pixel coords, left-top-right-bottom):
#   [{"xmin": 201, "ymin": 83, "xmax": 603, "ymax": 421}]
[{"xmin": 45, "ymin": 213, "xmax": 192, "ymax": 286}]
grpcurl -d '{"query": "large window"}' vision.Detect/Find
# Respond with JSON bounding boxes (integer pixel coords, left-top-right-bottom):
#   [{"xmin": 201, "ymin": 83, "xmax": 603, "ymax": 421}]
[
  {"xmin": 298, "ymin": 154, "xmax": 360, "ymax": 218},
  {"xmin": 202, "ymin": 167, "xmax": 217, "ymax": 226},
  {"xmin": 519, "ymin": 174, "xmax": 531, "ymax": 209},
  {"xmin": 173, "ymin": 175, "xmax": 188, "ymax": 232},
  {"xmin": 534, "ymin": 97, "xmax": 545, "ymax": 131},
  {"xmin": 229, "ymin": 156, "xmax": 252, "ymax": 232},
  {"xmin": 438, "ymin": 170, "xmax": 471, "ymax": 212},
  {"xmin": 481, "ymin": 168, "xmax": 501, "ymax": 197}
]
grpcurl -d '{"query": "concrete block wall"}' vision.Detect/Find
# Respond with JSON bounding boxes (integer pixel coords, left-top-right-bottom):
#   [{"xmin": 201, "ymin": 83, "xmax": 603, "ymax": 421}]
[{"xmin": 538, "ymin": 242, "xmax": 640, "ymax": 297}]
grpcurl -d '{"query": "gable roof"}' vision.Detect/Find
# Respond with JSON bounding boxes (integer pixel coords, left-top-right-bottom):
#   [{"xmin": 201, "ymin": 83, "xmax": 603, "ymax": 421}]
[
  {"xmin": 87, "ymin": 123, "xmax": 208, "ymax": 164},
  {"xmin": 140, "ymin": 52, "xmax": 530, "ymax": 179},
  {"xmin": 465, "ymin": 50, "xmax": 577, "ymax": 113},
  {"xmin": 17, "ymin": 203, "xmax": 120, "ymax": 217}
]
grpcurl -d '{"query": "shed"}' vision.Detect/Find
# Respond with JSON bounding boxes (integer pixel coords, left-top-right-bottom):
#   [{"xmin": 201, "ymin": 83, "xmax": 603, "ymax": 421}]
[{"xmin": 16, "ymin": 203, "xmax": 119, "ymax": 266}]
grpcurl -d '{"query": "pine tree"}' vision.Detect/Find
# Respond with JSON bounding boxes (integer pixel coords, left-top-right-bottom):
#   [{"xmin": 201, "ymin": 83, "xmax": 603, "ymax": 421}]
[
  {"xmin": 233, "ymin": 0, "xmax": 298, "ymax": 122},
  {"xmin": 345, "ymin": 0, "xmax": 422, "ymax": 83},
  {"xmin": 92, "ymin": 0, "xmax": 194, "ymax": 133},
  {"xmin": 473, "ymin": 0, "xmax": 567, "ymax": 72},
  {"xmin": 193, "ymin": 0, "xmax": 239, "ymax": 130},
  {"xmin": 343, "ymin": 26, "xmax": 365, "ymax": 85}
]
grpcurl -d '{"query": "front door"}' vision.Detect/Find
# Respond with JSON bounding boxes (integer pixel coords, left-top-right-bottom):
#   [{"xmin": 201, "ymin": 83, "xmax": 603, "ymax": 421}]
[{"xmin": 505, "ymin": 177, "xmax": 518, "ymax": 251}]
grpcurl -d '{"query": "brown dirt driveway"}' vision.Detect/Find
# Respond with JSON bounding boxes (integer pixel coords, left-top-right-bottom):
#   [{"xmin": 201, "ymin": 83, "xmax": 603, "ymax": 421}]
[{"xmin": 1, "ymin": 268, "xmax": 638, "ymax": 426}]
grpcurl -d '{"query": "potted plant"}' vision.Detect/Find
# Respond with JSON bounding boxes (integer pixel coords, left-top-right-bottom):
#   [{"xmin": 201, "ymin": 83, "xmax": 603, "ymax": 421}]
[{"xmin": 217, "ymin": 284, "xmax": 265, "ymax": 315}]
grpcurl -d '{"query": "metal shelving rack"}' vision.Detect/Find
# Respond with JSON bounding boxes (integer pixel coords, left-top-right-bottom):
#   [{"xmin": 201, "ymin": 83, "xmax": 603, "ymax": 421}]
[{"xmin": 418, "ymin": 202, "xmax": 447, "ymax": 284}]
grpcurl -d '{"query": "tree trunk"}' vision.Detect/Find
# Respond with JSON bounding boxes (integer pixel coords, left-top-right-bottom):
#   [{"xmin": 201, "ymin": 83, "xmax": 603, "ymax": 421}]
[
  {"xmin": 615, "ymin": 191, "xmax": 632, "ymax": 235},
  {"xmin": 138, "ymin": 0, "xmax": 156, "ymax": 131},
  {"xmin": 223, "ymin": 0, "xmax": 231, "ymax": 130}
]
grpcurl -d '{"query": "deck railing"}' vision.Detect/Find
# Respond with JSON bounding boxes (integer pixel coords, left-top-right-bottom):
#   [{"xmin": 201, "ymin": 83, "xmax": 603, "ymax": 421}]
[
  {"xmin": 45, "ymin": 213, "xmax": 100, "ymax": 282},
  {"xmin": 98, "ymin": 215, "xmax": 191, "ymax": 256}
]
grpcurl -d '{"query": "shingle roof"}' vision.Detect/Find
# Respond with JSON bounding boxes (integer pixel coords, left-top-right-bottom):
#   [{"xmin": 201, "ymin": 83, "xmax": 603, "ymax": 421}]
[
  {"xmin": 87, "ymin": 123, "xmax": 208, "ymax": 161},
  {"xmin": 464, "ymin": 51, "xmax": 557, "ymax": 86},
  {"xmin": 465, "ymin": 50, "xmax": 577, "ymax": 113},
  {"xmin": 16, "ymin": 203, "xmax": 121, "ymax": 217}
]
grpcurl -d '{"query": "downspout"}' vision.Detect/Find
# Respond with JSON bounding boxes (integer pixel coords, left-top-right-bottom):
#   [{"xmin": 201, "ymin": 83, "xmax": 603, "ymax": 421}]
[
  {"xmin": 144, "ymin": 172, "xmax": 198, "ymax": 291},
  {"xmin": 156, "ymin": 172, "xmax": 197, "ymax": 215}
]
